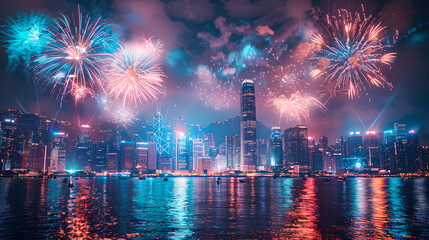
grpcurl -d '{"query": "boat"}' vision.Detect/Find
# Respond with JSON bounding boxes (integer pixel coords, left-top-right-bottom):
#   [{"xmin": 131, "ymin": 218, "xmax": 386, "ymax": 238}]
[
  {"xmin": 323, "ymin": 178, "xmax": 331, "ymax": 182},
  {"xmin": 338, "ymin": 176, "xmax": 347, "ymax": 181},
  {"xmin": 164, "ymin": 177, "xmax": 168, "ymax": 181},
  {"xmin": 217, "ymin": 177, "xmax": 221, "ymax": 184},
  {"xmin": 403, "ymin": 176, "xmax": 412, "ymax": 181},
  {"xmin": 139, "ymin": 177, "xmax": 146, "ymax": 180},
  {"xmin": 239, "ymin": 179, "xmax": 250, "ymax": 183},
  {"xmin": 303, "ymin": 175, "xmax": 309, "ymax": 180},
  {"xmin": 63, "ymin": 177, "xmax": 67, "ymax": 183}
]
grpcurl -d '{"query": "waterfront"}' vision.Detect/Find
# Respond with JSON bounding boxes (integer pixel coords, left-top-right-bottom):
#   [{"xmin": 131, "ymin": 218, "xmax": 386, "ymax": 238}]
[{"xmin": 0, "ymin": 177, "xmax": 428, "ymax": 239}]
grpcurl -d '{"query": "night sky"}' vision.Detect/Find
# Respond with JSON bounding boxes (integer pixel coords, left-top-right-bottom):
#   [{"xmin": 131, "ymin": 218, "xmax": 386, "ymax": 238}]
[{"xmin": 0, "ymin": 0, "xmax": 428, "ymax": 144}]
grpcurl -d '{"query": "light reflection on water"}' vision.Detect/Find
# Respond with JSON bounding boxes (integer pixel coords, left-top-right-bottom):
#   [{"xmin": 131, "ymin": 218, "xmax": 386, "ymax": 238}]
[{"xmin": 0, "ymin": 177, "xmax": 428, "ymax": 239}]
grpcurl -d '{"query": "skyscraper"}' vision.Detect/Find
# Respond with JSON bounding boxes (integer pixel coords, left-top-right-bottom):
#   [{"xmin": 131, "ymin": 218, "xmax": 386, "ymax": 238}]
[
  {"xmin": 49, "ymin": 132, "xmax": 67, "ymax": 172},
  {"xmin": 225, "ymin": 135, "xmax": 234, "ymax": 169},
  {"xmin": 153, "ymin": 112, "xmax": 169, "ymax": 156},
  {"xmin": 256, "ymin": 138, "xmax": 268, "ymax": 168},
  {"xmin": 382, "ymin": 130, "xmax": 395, "ymax": 170},
  {"xmin": 394, "ymin": 121, "xmax": 407, "ymax": 144},
  {"xmin": 120, "ymin": 142, "xmax": 136, "ymax": 172},
  {"xmin": 240, "ymin": 79, "xmax": 257, "ymax": 172},
  {"xmin": 270, "ymin": 127, "xmax": 283, "ymax": 167},
  {"xmin": 283, "ymin": 125, "xmax": 309, "ymax": 166},
  {"xmin": 363, "ymin": 131, "xmax": 380, "ymax": 168},
  {"xmin": 345, "ymin": 132, "xmax": 363, "ymax": 169},
  {"xmin": 76, "ymin": 124, "xmax": 93, "ymax": 171}
]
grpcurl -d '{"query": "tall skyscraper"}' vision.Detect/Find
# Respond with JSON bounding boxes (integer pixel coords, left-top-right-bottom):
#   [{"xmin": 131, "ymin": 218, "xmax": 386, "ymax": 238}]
[
  {"xmin": 136, "ymin": 142, "xmax": 149, "ymax": 171},
  {"xmin": 76, "ymin": 124, "xmax": 93, "ymax": 171},
  {"xmin": 147, "ymin": 142, "xmax": 157, "ymax": 171},
  {"xmin": 240, "ymin": 79, "xmax": 257, "ymax": 172},
  {"xmin": 233, "ymin": 134, "xmax": 240, "ymax": 169},
  {"xmin": 345, "ymin": 132, "xmax": 363, "ymax": 169},
  {"xmin": 175, "ymin": 131, "xmax": 188, "ymax": 170},
  {"xmin": 120, "ymin": 142, "xmax": 136, "ymax": 172},
  {"xmin": 382, "ymin": 130, "xmax": 395, "ymax": 170},
  {"xmin": 363, "ymin": 131, "xmax": 381, "ymax": 168},
  {"xmin": 256, "ymin": 138, "xmax": 268, "ymax": 168},
  {"xmin": 153, "ymin": 112, "xmax": 169, "ymax": 156},
  {"xmin": 406, "ymin": 130, "xmax": 421, "ymax": 172},
  {"xmin": 49, "ymin": 132, "xmax": 67, "ymax": 172},
  {"xmin": 394, "ymin": 121, "xmax": 407, "ymax": 144},
  {"xmin": 283, "ymin": 125, "xmax": 309, "ymax": 166},
  {"xmin": 225, "ymin": 135, "xmax": 234, "ymax": 169},
  {"xmin": 191, "ymin": 138, "xmax": 204, "ymax": 171},
  {"xmin": 270, "ymin": 127, "xmax": 283, "ymax": 167}
]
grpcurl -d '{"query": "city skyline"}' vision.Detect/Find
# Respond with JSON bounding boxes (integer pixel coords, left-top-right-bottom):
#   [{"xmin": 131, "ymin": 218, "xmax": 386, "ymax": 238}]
[
  {"xmin": 1, "ymin": 1, "xmax": 429, "ymax": 238},
  {"xmin": 0, "ymin": 0, "xmax": 428, "ymax": 146}
]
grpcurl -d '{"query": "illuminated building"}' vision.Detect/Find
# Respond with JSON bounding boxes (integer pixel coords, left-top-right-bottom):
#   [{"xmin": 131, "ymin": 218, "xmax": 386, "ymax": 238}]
[
  {"xmin": 394, "ymin": 121, "xmax": 407, "ymax": 144},
  {"xmin": 76, "ymin": 124, "xmax": 93, "ymax": 171},
  {"xmin": 233, "ymin": 134, "xmax": 240, "ymax": 169},
  {"xmin": 136, "ymin": 142, "xmax": 149, "ymax": 171},
  {"xmin": 106, "ymin": 152, "xmax": 118, "ymax": 173},
  {"xmin": 257, "ymin": 138, "xmax": 268, "ymax": 168},
  {"xmin": 312, "ymin": 150, "xmax": 323, "ymax": 171},
  {"xmin": 422, "ymin": 146, "xmax": 429, "ymax": 172},
  {"xmin": 197, "ymin": 156, "xmax": 212, "ymax": 175},
  {"xmin": 1, "ymin": 115, "xmax": 17, "ymax": 170},
  {"xmin": 158, "ymin": 156, "xmax": 172, "ymax": 170},
  {"xmin": 16, "ymin": 113, "xmax": 38, "ymax": 170},
  {"xmin": 283, "ymin": 125, "xmax": 309, "ymax": 167},
  {"xmin": 322, "ymin": 150, "xmax": 336, "ymax": 172},
  {"xmin": 382, "ymin": 130, "xmax": 396, "ymax": 171},
  {"xmin": 120, "ymin": 142, "xmax": 136, "ymax": 172},
  {"xmin": 192, "ymin": 138, "xmax": 204, "ymax": 171},
  {"xmin": 270, "ymin": 127, "xmax": 283, "ymax": 167},
  {"xmin": 363, "ymin": 131, "xmax": 381, "ymax": 168},
  {"xmin": 344, "ymin": 132, "xmax": 363, "ymax": 170},
  {"xmin": 225, "ymin": 135, "xmax": 234, "ymax": 169},
  {"xmin": 240, "ymin": 79, "xmax": 257, "ymax": 172},
  {"xmin": 147, "ymin": 142, "xmax": 157, "ymax": 171},
  {"xmin": 318, "ymin": 136, "xmax": 328, "ymax": 152},
  {"xmin": 49, "ymin": 132, "xmax": 67, "ymax": 172},
  {"xmin": 175, "ymin": 131, "xmax": 188, "ymax": 170},
  {"xmin": 405, "ymin": 130, "xmax": 421, "ymax": 172}
]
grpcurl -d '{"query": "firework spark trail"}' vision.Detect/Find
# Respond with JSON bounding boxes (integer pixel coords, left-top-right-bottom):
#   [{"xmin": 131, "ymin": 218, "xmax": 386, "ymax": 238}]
[
  {"xmin": 310, "ymin": 7, "xmax": 396, "ymax": 100},
  {"xmin": 32, "ymin": 6, "xmax": 111, "ymax": 106},
  {"xmin": 192, "ymin": 65, "xmax": 238, "ymax": 110},
  {"xmin": 1, "ymin": 12, "xmax": 50, "ymax": 70},
  {"xmin": 105, "ymin": 43, "xmax": 165, "ymax": 107},
  {"xmin": 265, "ymin": 92, "xmax": 326, "ymax": 125}
]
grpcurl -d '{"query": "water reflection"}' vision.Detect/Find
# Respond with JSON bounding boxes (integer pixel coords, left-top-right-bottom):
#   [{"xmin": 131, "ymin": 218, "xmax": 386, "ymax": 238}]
[{"xmin": 0, "ymin": 177, "xmax": 428, "ymax": 239}]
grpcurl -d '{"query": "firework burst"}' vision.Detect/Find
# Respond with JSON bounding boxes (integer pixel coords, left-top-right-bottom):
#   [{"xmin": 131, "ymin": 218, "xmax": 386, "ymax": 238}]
[
  {"xmin": 310, "ymin": 6, "xmax": 396, "ymax": 100},
  {"xmin": 32, "ymin": 6, "xmax": 111, "ymax": 105},
  {"xmin": 105, "ymin": 43, "xmax": 165, "ymax": 107},
  {"xmin": 265, "ymin": 92, "xmax": 326, "ymax": 124},
  {"xmin": 1, "ymin": 12, "xmax": 50, "ymax": 70}
]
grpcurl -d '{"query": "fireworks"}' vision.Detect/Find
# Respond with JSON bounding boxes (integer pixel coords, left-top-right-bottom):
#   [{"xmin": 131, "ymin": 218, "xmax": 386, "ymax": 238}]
[
  {"xmin": 265, "ymin": 92, "xmax": 326, "ymax": 124},
  {"xmin": 105, "ymin": 44, "xmax": 165, "ymax": 107},
  {"xmin": 1, "ymin": 12, "xmax": 50, "ymax": 70},
  {"xmin": 113, "ymin": 106, "xmax": 137, "ymax": 125},
  {"xmin": 192, "ymin": 65, "xmax": 238, "ymax": 110},
  {"xmin": 32, "ymin": 6, "xmax": 111, "ymax": 105},
  {"xmin": 310, "ymin": 6, "xmax": 396, "ymax": 99}
]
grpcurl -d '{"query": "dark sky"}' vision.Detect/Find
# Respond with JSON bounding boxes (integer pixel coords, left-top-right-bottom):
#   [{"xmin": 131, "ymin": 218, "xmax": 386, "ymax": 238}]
[{"xmin": 0, "ymin": 0, "xmax": 429, "ymax": 144}]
